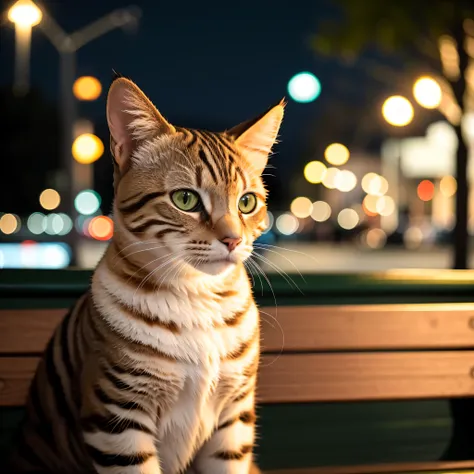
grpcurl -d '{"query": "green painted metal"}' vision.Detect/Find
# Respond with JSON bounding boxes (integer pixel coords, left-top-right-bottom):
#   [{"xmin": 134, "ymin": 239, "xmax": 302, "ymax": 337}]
[
  {"xmin": 1, "ymin": 269, "xmax": 474, "ymax": 470},
  {"xmin": 0, "ymin": 400, "xmax": 458, "ymax": 470},
  {"xmin": 1, "ymin": 269, "xmax": 474, "ymax": 307}
]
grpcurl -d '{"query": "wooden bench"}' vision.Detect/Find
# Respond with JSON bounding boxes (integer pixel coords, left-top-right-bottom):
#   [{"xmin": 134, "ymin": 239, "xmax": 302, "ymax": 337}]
[{"xmin": 2, "ymin": 269, "xmax": 474, "ymax": 473}]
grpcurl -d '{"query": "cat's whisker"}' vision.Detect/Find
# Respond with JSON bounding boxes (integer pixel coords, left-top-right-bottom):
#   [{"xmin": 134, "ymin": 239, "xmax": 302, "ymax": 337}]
[
  {"xmin": 252, "ymin": 245, "xmax": 306, "ymax": 283},
  {"xmin": 254, "ymin": 242, "xmax": 320, "ymax": 265},
  {"xmin": 248, "ymin": 256, "xmax": 278, "ymax": 312},
  {"xmin": 133, "ymin": 252, "xmax": 184, "ymax": 299},
  {"xmin": 251, "ymin": 251, "xmax": 304, "ymax": 295},
  {"xmin": 258, "ymin": 308, "xmax": 285, "ymax": 368}
]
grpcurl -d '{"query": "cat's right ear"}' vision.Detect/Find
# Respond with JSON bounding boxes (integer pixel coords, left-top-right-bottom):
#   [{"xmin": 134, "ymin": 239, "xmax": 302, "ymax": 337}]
[{"xmin": 106, "ymin": 77, "xmax": 175, "ymax": 171}]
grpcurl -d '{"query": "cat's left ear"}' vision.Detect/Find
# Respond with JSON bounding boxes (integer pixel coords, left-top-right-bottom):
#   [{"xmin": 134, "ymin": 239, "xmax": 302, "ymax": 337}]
[{"xmin": 227, "ymin": 100, "xmax": 285, "ymax": 175}]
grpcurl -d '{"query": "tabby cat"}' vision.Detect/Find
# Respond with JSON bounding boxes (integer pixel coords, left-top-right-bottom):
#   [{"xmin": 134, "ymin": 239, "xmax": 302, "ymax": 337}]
[{"xmin": 9, "ymin": 76, "xmax": 284, "ymax": 474}]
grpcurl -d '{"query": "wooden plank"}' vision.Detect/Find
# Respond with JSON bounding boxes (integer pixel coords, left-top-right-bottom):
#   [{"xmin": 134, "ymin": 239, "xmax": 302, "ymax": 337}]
[
  {"xmin": 0, "ymin": 357, "xmax": 38, "ymax": 406},
  {"xmin": 265, "ymin": 460, "xmax": 474, "ymax": 473},
  {"xmin": 3, "ymin": 303, "xmax": 474, "ymax": 354},
  {"xmin": 257, "ymin": 351, "xmax": 474, "ymax": 403},
  {"xmin": 2, "ymin": 352, "xmax": 474, "ymax": 406},
  {"xmin": 260, "ymin": 303, "xmax": 474, "ymax": 352},
  {"xmin": 0, "ymin": 309, "xmax": 64, "ymax": 354}
]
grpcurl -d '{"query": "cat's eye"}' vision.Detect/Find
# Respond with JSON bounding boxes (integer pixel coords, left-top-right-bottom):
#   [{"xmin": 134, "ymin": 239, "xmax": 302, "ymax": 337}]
[
  {"xmin": 171, "ymin": 189, "xmax": 201, "ymax": 212},
  {"xmin": 238, "ymin": 193, "xmax": 257, "ymax": 214}
]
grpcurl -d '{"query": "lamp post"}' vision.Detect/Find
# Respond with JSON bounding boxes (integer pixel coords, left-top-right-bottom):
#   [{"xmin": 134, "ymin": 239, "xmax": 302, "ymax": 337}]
[
  {"xmin": 8, "ymin": 0, "xmax": 42, "ymax": 95},
  {"xmin": 7, "ymin": 1, "xmax": 141, "ymax": 264}
]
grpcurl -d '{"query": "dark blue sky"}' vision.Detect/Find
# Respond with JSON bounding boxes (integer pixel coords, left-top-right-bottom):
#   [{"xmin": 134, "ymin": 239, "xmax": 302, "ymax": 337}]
[
  {"xmin": 1, "ymin": 1, "xmax": 341, "ymax": 144},
  {"xmin": 1, "ymin": 0, "xmax": 396, "ymax": 180}
]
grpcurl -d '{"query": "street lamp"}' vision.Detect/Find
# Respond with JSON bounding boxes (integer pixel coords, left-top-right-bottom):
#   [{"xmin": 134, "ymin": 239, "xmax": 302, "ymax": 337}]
[{"xmin": 8, "ymin": 0, "xmax": 42, "ymax": 95}]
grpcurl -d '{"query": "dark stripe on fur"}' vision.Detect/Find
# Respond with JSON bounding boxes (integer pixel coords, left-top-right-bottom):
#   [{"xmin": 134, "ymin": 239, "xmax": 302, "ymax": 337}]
[
  {"xmin": 94, "ymin": 385, "xmax": 145, "ymax": 412},
  {"xmin": 198, "ymin": 148, "xmax": 218, "ymax": 184},
  {"xmin": 129, "ymin": 218, "xmax": 183, "ymax": 234},
  {"xmin": 214, "ymin": 445, "xmax": 252, "ymax": 461},
  {"xmin": 82, "ymin": 413, "xmax": 154, "ymax": 436},
  {"xmin": 86, "ymin": 444, "xmax": 155, "ymax": 467},
  {"xmin": 118, "ymin": 191, "xmax": 166, "ymax": 215}
]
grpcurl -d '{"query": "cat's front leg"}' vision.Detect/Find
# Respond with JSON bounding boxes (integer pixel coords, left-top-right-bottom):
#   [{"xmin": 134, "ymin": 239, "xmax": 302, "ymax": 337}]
[
  {"xmin": 80, "ymin": 378, "xmax": 162, "ymax": 474},
  {"xmin": 192, "ymin": 386, "xmax": 257, "ymax": 474}
]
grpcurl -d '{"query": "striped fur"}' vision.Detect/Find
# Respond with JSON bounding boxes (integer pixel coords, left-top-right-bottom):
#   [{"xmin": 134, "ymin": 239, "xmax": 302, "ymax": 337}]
[{"xmin": 9, "ymin": 77, "xmax": 284, "ymax": 474}]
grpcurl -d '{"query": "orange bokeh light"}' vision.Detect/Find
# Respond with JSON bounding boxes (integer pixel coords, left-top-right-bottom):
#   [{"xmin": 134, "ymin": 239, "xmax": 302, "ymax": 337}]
[
  {"xmin": 88, "ymin": 216, "xmax": 113, "ymax": 241},
  {"xmin": 417, "ymin": 180, "xmax": 435, "ymax": 202}
]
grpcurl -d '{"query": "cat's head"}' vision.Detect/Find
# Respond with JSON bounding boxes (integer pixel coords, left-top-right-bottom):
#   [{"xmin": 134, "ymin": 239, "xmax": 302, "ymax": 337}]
[{"xmin": 106, "ymin": 76, "xmax": 284, "ymax": 277}]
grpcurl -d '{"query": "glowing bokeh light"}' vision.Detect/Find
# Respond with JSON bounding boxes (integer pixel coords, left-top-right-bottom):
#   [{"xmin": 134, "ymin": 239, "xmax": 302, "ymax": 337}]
[
  {"xmin": 366, "ymin": 228, "xmax": 387, "ymax": 249},
  {"xmin": 39, "ymin": 188, "xmax": 60, "ymax": 211},
  {"xmin": 334, "ymin": 169, "xmax": 357, "ymax": 192},
  {"xmin": 337, "ymin": 208, "xmax": 359, "ymax": 230},
  {"xmin": 322, "ymin": 167, "xmax": 340, "ymax": 189},
  {"xmin": 361, "ymin": 173, "xmax": 388, "ymax": 196},
  {"xmin": 376, "ymin": 196, "xmax": 396, "ymax": 217},
  {"xmin": 290, "ymin": 197, "xmax": 313, "ymax": 219},
  {"xmin": 311, "ymin": 201, "xmax": 332, "ymax": 222},
  {"xmin": 404, "ymin": 226, "xmax": 424, "ymax": 249},
  {"xmin": 276, "ymin": 213, "xmax": 299, "ymax": 236},
  {"xmin": 382, "ymin": 95, "xmax": 414, "ymax": 127},
  {"xmin": 88, "ymin": 216, "xmax": 114, "ymax": 241},
  {"xmin": 440, "ymin": 176, "xmax": 457, "ymax": 197},
  {"xmin": 0, "ymin": 214, "xmax": 20, "ymax": 235},
  {"xmin": 56, "ymin": 214, "xmax": 73, "ymax": 236},
  {"xmin": 72, "ymin": 133, "xmax": 104, "ymax": 164},
  {"xmin": 287, "ymin": 72, "xmax": 321, "ymax": 103},
  {"xmin": 304, "ymin": 161, "xmax": 327, "ymax": 184},
  {"xmin": 74, "ymin": 190, "xmax": 101, "ymax": 215},
  {"xmin": 73, "ymin": 76, "xmax": 102, "ymax": 101},
  {"xmin": 413, "ymin": 76, "xmax": 442, "ymax": 109},
  {"xmin": 363, "ymin": 195, "xmax": 379, "ymax": 214},
  {"xmin": 417, "ymin": 180, "xmax": 435, "ymax": 202},
  {"xmin": 8, "ymin": 0, "xmax": 42, "ymax": 27},
  {"xmin": 27, "ymin": 212, "xmax": 46, "ymax": 235},
  {"xmin": 262, "ymin": 211, "xmax": 274, "ymax": 234},
  {"xmin": 324, "ymin": 143, "xmax": 350, "ymax": 166}
]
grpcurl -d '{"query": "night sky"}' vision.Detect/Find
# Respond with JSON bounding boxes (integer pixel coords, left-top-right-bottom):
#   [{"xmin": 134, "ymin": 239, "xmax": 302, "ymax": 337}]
[
  {"xmin": 1, "ymin": 0, "xmax": 344, "ymax": 159},
  {"xmin": 1, "ymin": 0, "xmax": 403, "ymax": 213}
]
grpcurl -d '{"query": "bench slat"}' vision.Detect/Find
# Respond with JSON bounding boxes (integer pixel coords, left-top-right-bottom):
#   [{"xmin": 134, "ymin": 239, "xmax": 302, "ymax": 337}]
[
  {"xmin": 257, "ymin": 351, "xmax": 474, "ymax": 403},
  {"xmin": 2, "ymin": 303, "xmax": 474, "ymax": 354},
  {"xmin": 265, "ymin": 460, "xmax": 474, "ymax": 473},
  {"xmin": 2, "ymin": 352, "xmax": 474, "ymax": 406}
]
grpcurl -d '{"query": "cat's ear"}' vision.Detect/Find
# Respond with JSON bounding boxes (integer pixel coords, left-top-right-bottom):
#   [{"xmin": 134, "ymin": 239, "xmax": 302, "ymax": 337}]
[
  {"xmin": 227, "ymin": 100, "xmax": 285, "ymax": 175},
  {"xmin": 106, "ymin": 77, "xmax": 175, "ymax": 170}
]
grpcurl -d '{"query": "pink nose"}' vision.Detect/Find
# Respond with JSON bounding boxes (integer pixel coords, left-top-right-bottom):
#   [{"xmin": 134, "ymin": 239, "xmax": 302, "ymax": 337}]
[{"xmin": 220, "ymin": 237, "xmax": 242, "ymax": 252}]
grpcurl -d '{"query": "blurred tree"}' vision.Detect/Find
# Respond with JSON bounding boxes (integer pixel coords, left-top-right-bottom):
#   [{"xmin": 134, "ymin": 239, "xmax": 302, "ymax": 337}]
[{"xmin": 313, "ymin": 0, "xmax": 474, "ymax": 268}]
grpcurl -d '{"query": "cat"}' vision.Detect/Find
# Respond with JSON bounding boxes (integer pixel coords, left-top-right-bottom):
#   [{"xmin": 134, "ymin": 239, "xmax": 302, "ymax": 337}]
[{"xmin": 9, "ymin": 75, "xmax": 284, "ymax": 474}]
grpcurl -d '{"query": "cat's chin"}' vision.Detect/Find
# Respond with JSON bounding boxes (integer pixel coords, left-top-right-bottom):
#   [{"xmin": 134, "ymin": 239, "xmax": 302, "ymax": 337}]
[{"xmin": 194, "ymin": 259, "xmax": 236, "ymax": 276}]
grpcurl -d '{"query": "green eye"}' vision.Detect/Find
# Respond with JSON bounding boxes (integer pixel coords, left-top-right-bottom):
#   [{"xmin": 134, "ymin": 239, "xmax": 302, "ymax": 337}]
[
  {"xmin": 238, "ymin": 193, "xmax": 257, "ymax": 214},
  {"xmin": 171, "ymin": 189, "xmax": 201, "ymax": 212}
]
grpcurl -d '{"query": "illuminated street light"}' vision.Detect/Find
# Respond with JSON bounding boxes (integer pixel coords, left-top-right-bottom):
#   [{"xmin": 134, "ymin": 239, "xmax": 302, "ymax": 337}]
[
  {"xmin": 73, "ymin": 76, "xmax": 102, "ymax": 101},
  {"xmin": 413, "ymin": 76, "xmax": 442, "ymax": 109},
  {"xmin": 288, "ymin": 72, "xmax": 321, "ymax": 103},
  {"xmin": 382, "ymin": 95, "xmax": 414, "ymax": 127},
  {"xmin": 72, "ymin": 133, "xmax": 104, "ymax": 164},
  {"xmin": 8, "ymin": 0, "xmax": 42, "ymax": 26},
  {"xmin": 8, "ymin": 0, "xmax": 43, "ymax": 95}
]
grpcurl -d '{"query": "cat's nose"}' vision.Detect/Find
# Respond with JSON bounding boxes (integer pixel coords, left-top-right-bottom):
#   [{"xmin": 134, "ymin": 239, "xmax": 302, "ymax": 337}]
[{"xmin": 220, "ymin": 237, "xmax": 242, "ymax": 252}]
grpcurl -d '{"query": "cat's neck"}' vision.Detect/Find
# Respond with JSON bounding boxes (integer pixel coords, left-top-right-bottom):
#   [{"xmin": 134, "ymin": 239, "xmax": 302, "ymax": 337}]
[{"xmin": 91, "ymin": 238, "xmax": 251, "ymax": 329}]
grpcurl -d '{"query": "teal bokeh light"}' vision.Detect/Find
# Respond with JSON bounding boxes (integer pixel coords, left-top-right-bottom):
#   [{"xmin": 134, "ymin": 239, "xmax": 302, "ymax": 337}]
[
  {"xmin": 74, "ymin": 190, "xmax": 101, "ymax": 216},
  {"xmin": 287, "ymin": 72, "xmax": 321, "ymax": 103}
]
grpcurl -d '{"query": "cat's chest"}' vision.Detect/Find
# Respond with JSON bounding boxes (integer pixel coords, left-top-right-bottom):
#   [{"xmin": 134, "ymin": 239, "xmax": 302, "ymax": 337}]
[{"xmin": 157, "ymin": 358, "xmax": 223, "ymax": 472}]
